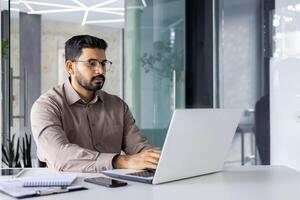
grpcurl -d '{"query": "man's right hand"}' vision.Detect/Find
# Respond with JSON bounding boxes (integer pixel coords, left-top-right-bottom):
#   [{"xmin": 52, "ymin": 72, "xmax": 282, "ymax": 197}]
[{"xmin": 112, "ymin": 148, "xmax": 161, "ymax": 170}]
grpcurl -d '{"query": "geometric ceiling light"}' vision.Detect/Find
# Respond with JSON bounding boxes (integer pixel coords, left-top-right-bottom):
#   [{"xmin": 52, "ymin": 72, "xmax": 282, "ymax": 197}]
[{"xmin": 9, "ymin": 0, "xmax": 124, "ymax": 25}]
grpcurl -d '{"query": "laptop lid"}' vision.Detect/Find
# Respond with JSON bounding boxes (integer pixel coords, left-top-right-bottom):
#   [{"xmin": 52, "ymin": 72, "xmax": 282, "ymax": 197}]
[
  {"xmin": 103, "ymin": 109, "xmax": 242, "ymax": 184},
  {"xmin": 152, "ymin": 108, "xmax": 242, "ymax": 184}
]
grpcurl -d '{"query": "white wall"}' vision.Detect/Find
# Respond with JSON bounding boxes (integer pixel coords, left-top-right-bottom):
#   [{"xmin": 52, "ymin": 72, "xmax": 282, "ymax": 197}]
[
  {"xmin": 271, "ymin": 58, "xmax": 300, "ymax": 169},
  {"xmin": 271, "ymin": 0, "xmax": 300, "ymax": 170}
]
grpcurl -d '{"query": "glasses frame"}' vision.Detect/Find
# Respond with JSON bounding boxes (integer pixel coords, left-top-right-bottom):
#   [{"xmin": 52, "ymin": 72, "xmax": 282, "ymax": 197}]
[{"xmin": 73, "ymin": 59, "xmax": 113, "ymax": 72}]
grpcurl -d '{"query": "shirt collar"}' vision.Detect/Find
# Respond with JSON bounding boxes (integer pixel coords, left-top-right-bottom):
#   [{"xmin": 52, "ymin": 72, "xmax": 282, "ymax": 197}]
[{"xmin": 64, "ymin": 77, "xmax": 104, "ymax": 105}]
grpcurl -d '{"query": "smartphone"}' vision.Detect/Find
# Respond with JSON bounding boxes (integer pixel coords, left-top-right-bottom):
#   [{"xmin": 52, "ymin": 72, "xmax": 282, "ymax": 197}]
[{"xmin": 84, "ymin": 177, "xmax": 127, "ymax": 188}]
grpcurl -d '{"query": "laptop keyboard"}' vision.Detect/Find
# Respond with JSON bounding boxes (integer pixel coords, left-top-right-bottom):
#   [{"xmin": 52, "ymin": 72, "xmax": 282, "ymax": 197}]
[{"xmin": 127, "ymin": 169, "xmax": 155, "ymax": 178}]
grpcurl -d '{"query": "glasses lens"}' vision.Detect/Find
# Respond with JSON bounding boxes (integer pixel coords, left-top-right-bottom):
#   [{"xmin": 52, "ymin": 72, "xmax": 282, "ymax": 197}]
[
  {"xmin": 102, "ymin": 60, "xmax": 112, "ymax": 72},
  {"xmin": 84, "ymin": 60, "xmax": 112, "ymax": 72},
  {"xmin": 88, "ymin": 60, "xmax": 99, "ymax": 68}
]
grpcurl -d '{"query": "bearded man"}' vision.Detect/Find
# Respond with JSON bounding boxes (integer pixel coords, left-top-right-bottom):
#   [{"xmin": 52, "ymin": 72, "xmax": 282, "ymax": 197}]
[{"xmin": 31, "ymin": 35, "xmax": 160, "ymax": 172}]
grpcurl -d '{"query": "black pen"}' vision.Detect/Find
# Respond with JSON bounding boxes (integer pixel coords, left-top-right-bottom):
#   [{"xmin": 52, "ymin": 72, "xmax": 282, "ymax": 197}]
[{"xmin": 35, "ymin": 185, "xmax": 87, "ymax": 196}]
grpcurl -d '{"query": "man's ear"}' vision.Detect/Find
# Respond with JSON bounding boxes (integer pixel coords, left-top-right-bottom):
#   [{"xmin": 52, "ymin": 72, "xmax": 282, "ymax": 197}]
[{"xmin": 65, "ymin": 60, "xmax": 75, "ymax": 75}]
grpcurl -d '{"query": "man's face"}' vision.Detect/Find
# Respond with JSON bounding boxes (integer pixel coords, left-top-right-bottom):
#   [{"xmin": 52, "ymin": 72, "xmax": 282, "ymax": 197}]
[{"xmin": 73, "ymin": 48, "xmax": 106, "ymax": 92}]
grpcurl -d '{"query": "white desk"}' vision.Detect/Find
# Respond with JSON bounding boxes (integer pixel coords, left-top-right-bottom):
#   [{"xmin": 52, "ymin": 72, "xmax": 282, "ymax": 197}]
[{"xmin": 0, "ymin": 166, "xmax": 299, "ymax": 200}]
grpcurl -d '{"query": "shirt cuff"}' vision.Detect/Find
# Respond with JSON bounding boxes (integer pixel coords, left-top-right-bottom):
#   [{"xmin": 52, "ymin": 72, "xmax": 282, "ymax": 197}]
[{"xmin": 96, "ymin": 153, "xmax": 119, "ymax": 172}]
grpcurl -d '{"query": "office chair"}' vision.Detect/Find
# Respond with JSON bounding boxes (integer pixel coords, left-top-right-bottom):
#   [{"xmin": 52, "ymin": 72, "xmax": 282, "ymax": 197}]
[
  {"xmin": 38, "ymin": 160, "xmax": 47, "ymax": 167},
  {"xmin": 254, "ymin": 94, "xmax": 270, "ymax": 165}
]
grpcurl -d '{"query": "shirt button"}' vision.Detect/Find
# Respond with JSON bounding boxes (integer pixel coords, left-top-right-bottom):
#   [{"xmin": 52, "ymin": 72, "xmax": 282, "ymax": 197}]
[{"xmin": 102, "ymin": 167, "xmax": 107, "ymax": 171}]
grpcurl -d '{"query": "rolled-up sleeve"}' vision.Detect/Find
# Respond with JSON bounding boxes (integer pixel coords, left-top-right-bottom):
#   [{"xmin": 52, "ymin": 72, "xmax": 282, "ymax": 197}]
[{"xmin": 30, "ymin": 97, "xmax": 117, "ymax": 172}]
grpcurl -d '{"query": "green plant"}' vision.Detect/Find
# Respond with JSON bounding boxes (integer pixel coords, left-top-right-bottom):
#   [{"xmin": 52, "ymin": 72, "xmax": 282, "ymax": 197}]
[
  {"xmin": 20, "ymin": 133, "xmax": 32, "ymax": 167},
  {"xmin": 1, "ymin": 133, "xmax": 32, "ymax": 168},
  {"xmin": 140, "ymin": 41, "xmax": 184, "ymax": 80},
  {"xmin": 1, "ymin": 37, "xmax": 9, "ymax": 59},
  {"xmin": 2, "ymin": 134, "xmax": 21, "ymax": 168}
]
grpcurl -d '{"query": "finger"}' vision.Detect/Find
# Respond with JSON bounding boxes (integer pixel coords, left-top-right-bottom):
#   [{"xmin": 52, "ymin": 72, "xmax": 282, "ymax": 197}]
[
  {"xmin": 145, "ymin": 150, "xmax": 161, "ymax": 156},
  {"xmin": 144, "ymin": 162, "xmax": 158, "ymax": 169},
  {"xmin": 147, "ymin": 152, "xmax": 161, "ymax": 159},
  {"xmin": 142, "ymin": 153, "xmax": 160, "ymax": 162},
  {"xmin": 147, "ymin": 148, "xmax": 161, "ymax": 153},
  {"xmin": 145, "ymin": 148, "xmax": 160, "ymax": 152},
  {"xmin": 146, "ymin": 157, "xmax": 159, "ymax": 165}
]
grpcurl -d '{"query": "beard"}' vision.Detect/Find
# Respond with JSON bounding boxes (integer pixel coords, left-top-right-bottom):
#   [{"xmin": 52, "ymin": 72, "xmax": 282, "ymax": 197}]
[{"xmin": 76, "ymin": 73, "xmax": 105, "ymax": 92}]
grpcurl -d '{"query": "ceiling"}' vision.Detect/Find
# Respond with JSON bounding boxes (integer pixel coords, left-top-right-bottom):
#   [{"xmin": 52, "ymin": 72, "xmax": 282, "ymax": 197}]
[{"xmin": 7, "ymin": 0, "xmax": 125, "ymax": 28}]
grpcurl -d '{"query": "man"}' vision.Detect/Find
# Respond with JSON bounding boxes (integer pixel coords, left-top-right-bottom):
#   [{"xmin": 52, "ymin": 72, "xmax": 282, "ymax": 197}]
[{"xmin": 31, "ymin": 35, "xmax": 161, "ymax": 172}]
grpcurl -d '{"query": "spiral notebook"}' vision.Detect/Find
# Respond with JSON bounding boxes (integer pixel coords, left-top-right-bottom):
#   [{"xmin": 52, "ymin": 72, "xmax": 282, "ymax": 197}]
[
  {"xmin": 21, "ymin": 174, "xmax": 77, "ymax": 187},
  {"xmin": 0, "ymin": 179, "xmax": 86, "ymax": 198}
]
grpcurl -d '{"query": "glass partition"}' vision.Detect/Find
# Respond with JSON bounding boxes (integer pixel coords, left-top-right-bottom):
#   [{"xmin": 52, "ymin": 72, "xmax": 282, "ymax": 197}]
[
  {"xmin": 217, "ymin": 0, "xmax": 273, "ymax": 165},
  {"xmin": 125, "ymin": 0, "xmax": 185, "ymax": 147}
]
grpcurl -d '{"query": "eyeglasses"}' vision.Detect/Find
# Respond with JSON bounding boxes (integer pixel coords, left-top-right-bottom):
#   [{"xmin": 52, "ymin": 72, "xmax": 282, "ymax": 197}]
[{"xmin": 73, "ymin": 59, "xmax": 112, "ymax": 72}]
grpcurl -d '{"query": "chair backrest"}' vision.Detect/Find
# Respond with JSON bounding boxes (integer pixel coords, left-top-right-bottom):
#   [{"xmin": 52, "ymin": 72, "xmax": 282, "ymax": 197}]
[
  {"xmin": 38, "ymin": 160, "xmax": 47, "ymax": 168},
  {"xmin": 255, "ymin": 94, "xmax": 270, "ymax": 165}
]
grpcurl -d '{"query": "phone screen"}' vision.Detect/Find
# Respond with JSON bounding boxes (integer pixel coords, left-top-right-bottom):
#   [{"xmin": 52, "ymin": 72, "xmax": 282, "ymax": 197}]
[{"xmin": 84, "ymin": 177, "xmax": 127, "ymax": 187}]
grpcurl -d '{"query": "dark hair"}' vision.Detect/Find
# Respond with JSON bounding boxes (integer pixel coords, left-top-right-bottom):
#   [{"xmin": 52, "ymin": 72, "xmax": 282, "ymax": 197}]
[{"xmin": 65, "ymin": 35, "xmax": 107, "ymax": 62}]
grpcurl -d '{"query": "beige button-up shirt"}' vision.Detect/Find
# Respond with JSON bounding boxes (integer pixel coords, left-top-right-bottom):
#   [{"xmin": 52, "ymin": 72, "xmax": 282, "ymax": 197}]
[{"xmin": 30, "ymin": 79, "xmax": 152, "ymax": 172}]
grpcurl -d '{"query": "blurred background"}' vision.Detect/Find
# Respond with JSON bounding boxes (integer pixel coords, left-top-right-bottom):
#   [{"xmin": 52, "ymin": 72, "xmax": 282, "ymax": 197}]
[{"xmin": 1, "ymin": 0, "xmax": 300, "ymax": 171}]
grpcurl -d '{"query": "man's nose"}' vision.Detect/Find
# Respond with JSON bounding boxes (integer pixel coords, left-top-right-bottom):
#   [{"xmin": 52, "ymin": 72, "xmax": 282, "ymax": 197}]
[{"xmin": 94, "ymin": 65, "xmax": 105, "ymax": 74}]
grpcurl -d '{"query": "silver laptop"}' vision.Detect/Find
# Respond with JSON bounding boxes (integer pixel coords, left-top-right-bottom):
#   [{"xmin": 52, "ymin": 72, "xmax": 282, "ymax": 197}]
[{"xmin": 102, "ymin": 108, "xmax": 242, "ymax": 184}]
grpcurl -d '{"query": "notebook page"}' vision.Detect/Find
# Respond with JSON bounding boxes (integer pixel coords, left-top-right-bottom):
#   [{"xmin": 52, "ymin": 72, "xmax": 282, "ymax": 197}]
[{"xmin": 21, "ymin": 174, "xmax": 77, "ymax": 187}]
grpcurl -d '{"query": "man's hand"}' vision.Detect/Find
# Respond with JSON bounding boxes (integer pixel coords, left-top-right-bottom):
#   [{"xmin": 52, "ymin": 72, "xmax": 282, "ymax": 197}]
[{"xmin": 112, "ymin": 148, "xmax": 161, "ymax": 170}]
